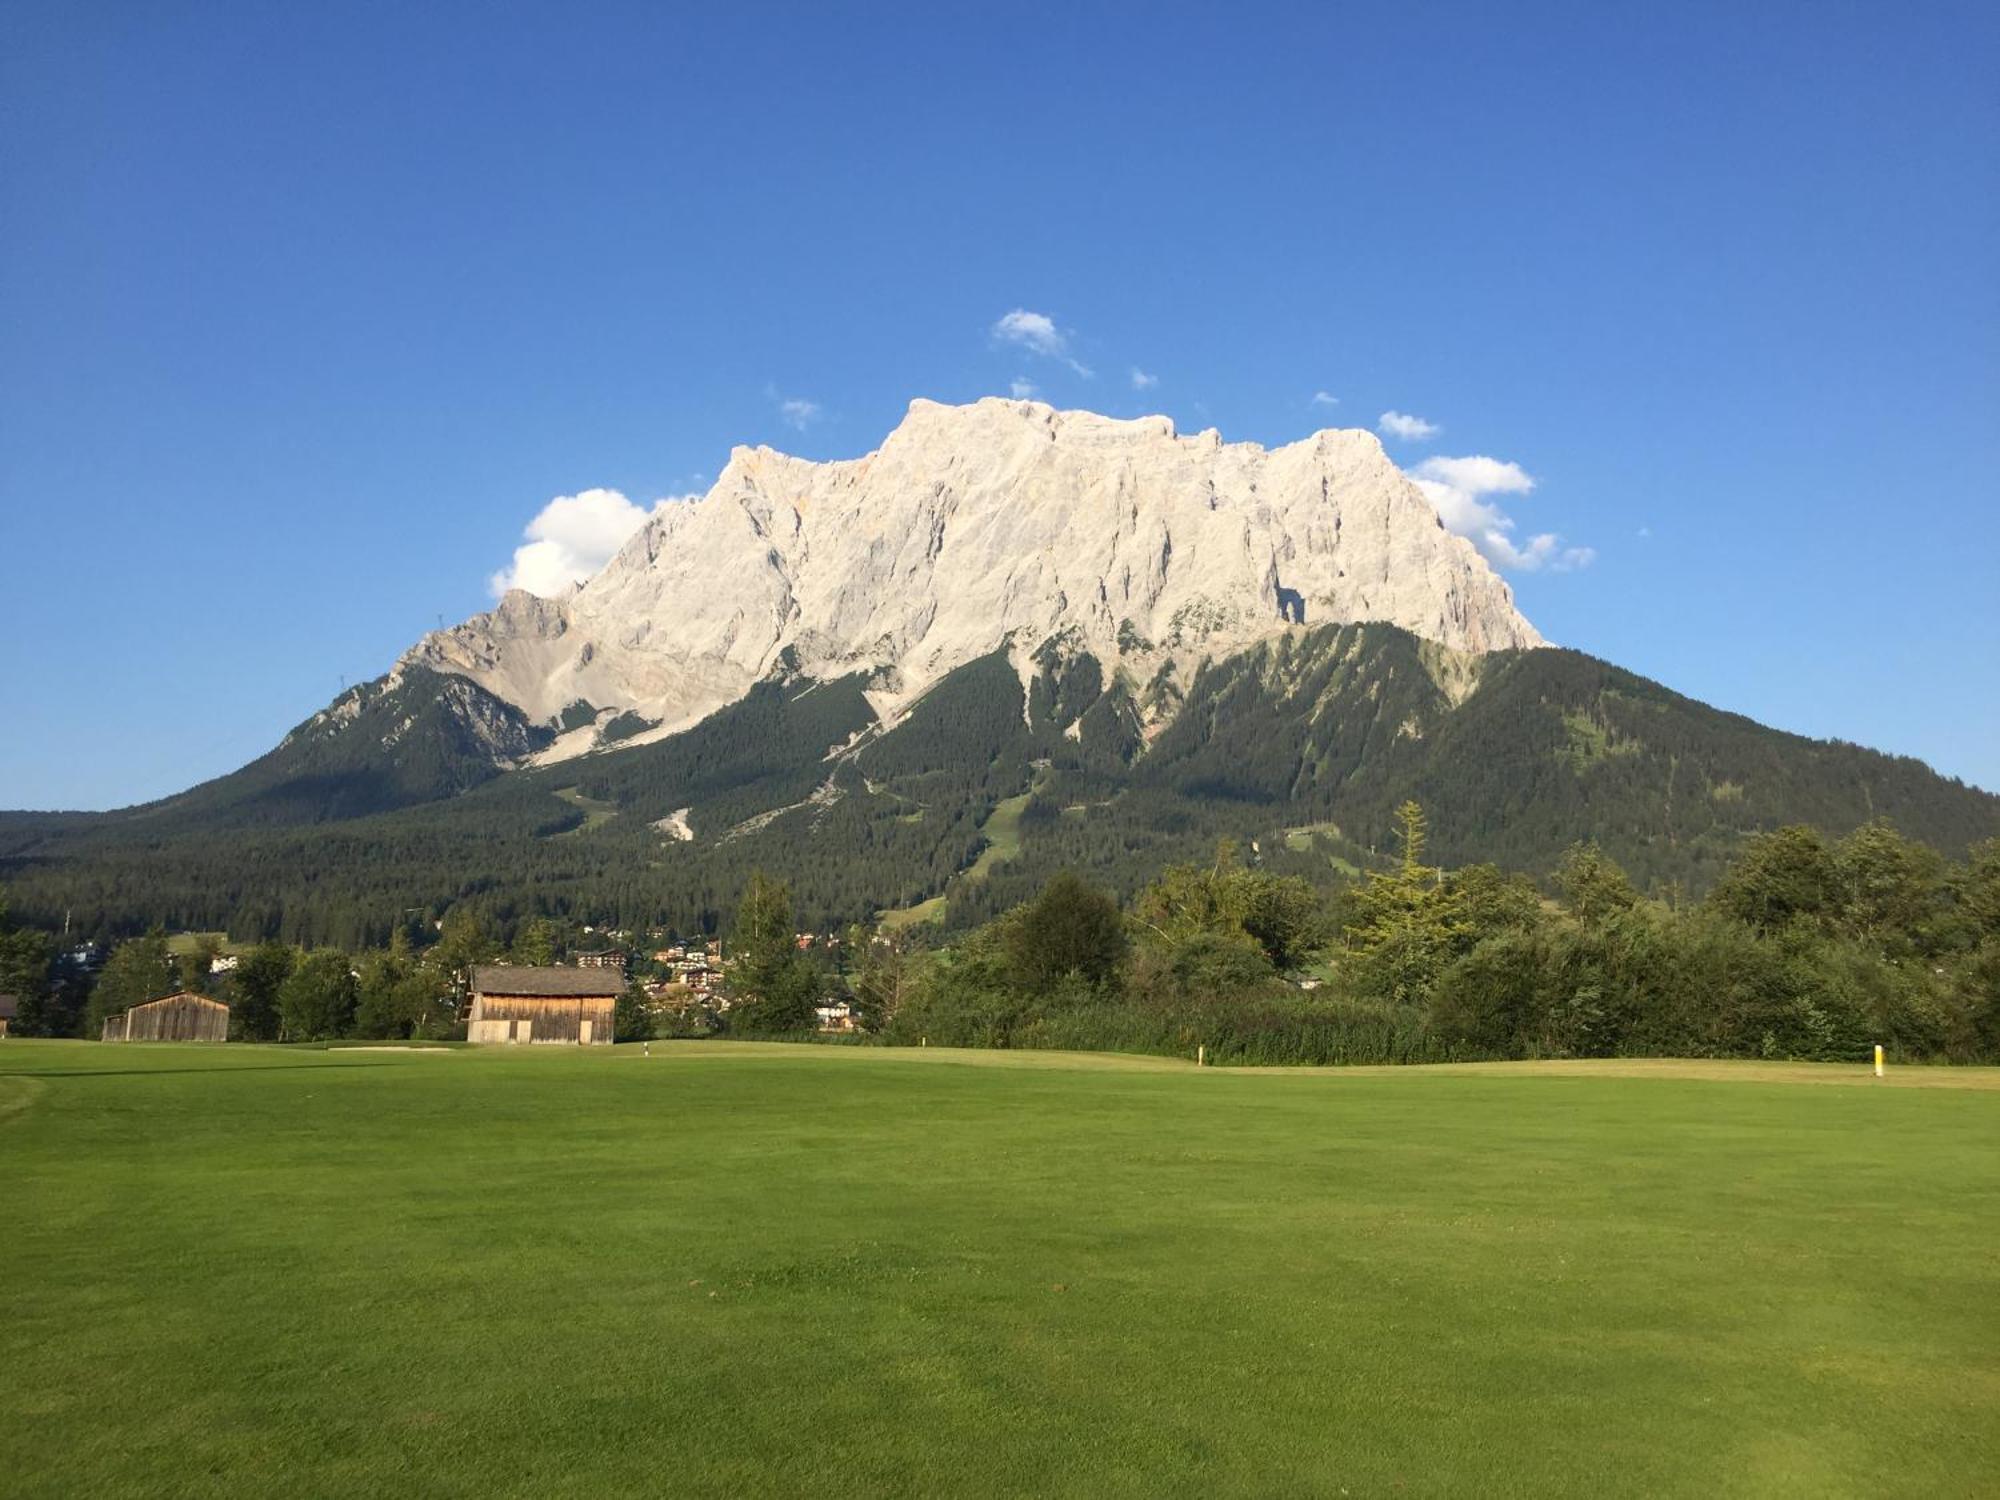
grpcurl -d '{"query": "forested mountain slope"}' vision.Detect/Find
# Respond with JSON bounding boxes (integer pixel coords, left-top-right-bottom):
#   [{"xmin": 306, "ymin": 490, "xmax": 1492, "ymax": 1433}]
[{"xmin": 4, "ymin": 624, "xmax": 1992, "ymax": 947}]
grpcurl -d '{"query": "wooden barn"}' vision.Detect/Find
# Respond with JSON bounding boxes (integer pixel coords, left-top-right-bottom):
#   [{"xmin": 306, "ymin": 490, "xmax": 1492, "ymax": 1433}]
[
  {"xmin": 102, "ymin": 991, "xmax": 229, "ymax": 1043},
  {"xmin": 466, "ymin": 965, "xmax": 621, "ymax": 1045}
]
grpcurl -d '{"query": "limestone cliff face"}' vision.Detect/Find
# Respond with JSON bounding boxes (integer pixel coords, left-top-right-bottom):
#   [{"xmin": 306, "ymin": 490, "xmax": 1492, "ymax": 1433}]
[{"xmin": 404, "ymin": 398, "xmax": 1542, "ymax": 760}]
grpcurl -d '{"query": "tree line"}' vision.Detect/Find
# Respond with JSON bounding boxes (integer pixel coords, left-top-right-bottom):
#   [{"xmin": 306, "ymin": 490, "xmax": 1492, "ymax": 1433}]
[
  {"xmin": 855, "ymin": 809, "xmax": 2000, "ymax": 1065},
  {"xmin": 3, "ymin": 811, "xmax": 1995, "ymax": 1065}
]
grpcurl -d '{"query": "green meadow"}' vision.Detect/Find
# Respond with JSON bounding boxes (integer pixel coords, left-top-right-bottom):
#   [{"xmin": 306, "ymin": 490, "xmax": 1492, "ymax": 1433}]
[{"xmin": 2, "ymin": 1042, "xmax": 1995, "ymax": 1498}]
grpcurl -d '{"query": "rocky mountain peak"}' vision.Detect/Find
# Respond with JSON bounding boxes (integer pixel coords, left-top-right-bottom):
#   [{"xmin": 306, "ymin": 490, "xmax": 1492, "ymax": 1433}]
[{"xmin": 403, "ymin": 397, "xmax": 1542, "ymax": 763}]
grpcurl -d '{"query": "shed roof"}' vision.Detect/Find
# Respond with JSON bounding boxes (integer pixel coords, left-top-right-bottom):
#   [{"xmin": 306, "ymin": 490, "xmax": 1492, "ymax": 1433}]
[
  {"xmin": 470, "ymin": 964, "xmax": 625, "ymax": 998},
  {"xmin": 0, "ymin": 994, "xmax": 18, "ymax": 1020},
  {"xmin": 133, "ymin": 991, "xmax": 229, "ymax": 1010}
]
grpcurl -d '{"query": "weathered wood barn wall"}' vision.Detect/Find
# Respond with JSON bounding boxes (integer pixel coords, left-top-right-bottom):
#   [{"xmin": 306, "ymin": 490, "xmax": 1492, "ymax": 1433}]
[
  {"xmin": 466, "ymin": 965, "xmax": 620, "ymax": 1045},
  {"xmin": 103, "ymin": 992, "xmax": 230, "ymax": 1043}
]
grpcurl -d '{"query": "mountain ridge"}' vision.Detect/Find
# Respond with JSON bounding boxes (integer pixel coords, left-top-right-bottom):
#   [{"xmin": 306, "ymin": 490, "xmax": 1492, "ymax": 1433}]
[{"xmin": 402, "ymin": 397, "xmax": 1541, "ymax": 763}]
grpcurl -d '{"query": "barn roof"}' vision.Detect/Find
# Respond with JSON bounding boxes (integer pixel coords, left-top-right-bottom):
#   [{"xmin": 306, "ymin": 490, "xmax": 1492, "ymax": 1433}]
[
  {"xmin": 470, "ymin": 965, "xmax": 626, "ymax": 998},
  {"xmin": 133, "ymin": 991, "xmax": 229, "ymax": 1010}
]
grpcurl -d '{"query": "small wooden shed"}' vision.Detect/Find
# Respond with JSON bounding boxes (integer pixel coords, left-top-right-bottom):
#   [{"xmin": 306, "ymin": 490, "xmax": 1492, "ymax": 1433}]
[
  {"xmin": 467, "ymin": 965, "xmax": 621, "ymax": 1045},
  {"xmin": 102, "ymin": 991, "xmax": 230, "ymax": 1043},
  {"xmin": 0, "ymin": 994, "xmax": 18, "ymax": 1037}
]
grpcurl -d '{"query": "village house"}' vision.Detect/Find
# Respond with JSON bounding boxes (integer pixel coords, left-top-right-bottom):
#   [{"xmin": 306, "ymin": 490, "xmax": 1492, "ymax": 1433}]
[
  {"xmin": 573, "ymin": 948, "xmax": 626, "ymax": 971},
  {"xmin": 814, "ymin": 1000, "xmax": 859, "ymax": 1034},
  {"xmin": 102, "ymin": 991, "xmax": 229, "ymax": 1043},
  {"xmin": 672, "ymin": 952, "xmax": 724, "ymax": 994},
  {"xmin": 466, "ymin": 964, "xmax": 622, "ymax": 1045},
  {"xmin": 647, "ymin": 982, "xmax": 721, "ymax": 1025}
]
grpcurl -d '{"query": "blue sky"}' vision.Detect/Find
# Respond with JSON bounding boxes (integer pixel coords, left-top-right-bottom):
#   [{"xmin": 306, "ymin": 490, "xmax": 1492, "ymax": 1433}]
[{"xmin": 3, "ymin": 1, "xmax": 1995, "ymax": 808}]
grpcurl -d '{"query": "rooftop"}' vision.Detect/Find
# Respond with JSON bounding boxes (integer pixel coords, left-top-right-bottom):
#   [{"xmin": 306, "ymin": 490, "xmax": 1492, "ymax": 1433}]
[{"xmin": 470, "ymin": 965, "xmax": 626, "ymax": 998}]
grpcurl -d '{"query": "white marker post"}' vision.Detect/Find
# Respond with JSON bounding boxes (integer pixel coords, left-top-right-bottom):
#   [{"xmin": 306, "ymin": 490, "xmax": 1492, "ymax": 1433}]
[
  {"xmin": 1874, "ymin": 1043, "xmax": 1885, "ymax": 1078},
  {"xmin": 1197, "ymin": 1045, "xmax": 1206, "ymax": 1068}
]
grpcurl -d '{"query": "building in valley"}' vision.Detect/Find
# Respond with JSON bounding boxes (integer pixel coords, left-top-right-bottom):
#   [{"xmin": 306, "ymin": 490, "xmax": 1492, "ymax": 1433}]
[
  {"xmin": 466, "ymin": 965, "xmax": 622, "ymax": 1045},
  {"xmin": 102, "ymin": 991, "xmax": 229, "ymax": 1043}
]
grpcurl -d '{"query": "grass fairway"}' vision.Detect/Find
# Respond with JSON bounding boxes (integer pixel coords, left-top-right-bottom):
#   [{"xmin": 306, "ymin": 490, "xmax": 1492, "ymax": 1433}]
[{"xmin": 2, "ymin": 1045, "xmax": 1996, "ymax": 1497}]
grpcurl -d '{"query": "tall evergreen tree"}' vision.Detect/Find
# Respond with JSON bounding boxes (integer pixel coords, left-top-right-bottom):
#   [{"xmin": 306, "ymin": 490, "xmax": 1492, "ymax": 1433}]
[
  {"xmin": 1340, "ymin": 802, "xmax": 1464, "ymax": 1006},
  {"xmin": 614, "ymin": 977, "xmax": 655, "ymax": 1043},
  {"xmin": 511, "ymin": 918, "xmax": 558, "ymax": 966},
  {"xmin": 727, "ymin": 872, "xmax": 820, "ymax": 1032}
]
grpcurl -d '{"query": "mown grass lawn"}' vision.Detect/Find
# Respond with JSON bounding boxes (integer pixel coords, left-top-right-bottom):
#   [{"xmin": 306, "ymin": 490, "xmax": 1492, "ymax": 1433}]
[{"xmin": 1, "ymin": 1042, "xmax": 1995, "ymax": 1498}]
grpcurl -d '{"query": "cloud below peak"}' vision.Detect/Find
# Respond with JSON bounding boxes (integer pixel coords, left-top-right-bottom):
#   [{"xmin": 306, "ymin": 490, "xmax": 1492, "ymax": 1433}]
[
  {"xmin": 1409, "ymin": 455, "xmax": 1593, "ymax": 574},
  {"xmin": 489, "ymin": 488, "xmax": 684, "ymax": 599},
  {"xmin": 1413, "ymin": 455, "xmax": 1533, "ymax": 498}
]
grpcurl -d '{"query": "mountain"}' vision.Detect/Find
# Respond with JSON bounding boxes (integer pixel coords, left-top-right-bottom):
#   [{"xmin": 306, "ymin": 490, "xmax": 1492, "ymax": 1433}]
[
  {"xmin": 405, "ymin": 397, "xmax": 1540, "ymax": 762},
  {"xmin": 2, "ymin": 401, "xmax": 1995, "ymax": 945}
]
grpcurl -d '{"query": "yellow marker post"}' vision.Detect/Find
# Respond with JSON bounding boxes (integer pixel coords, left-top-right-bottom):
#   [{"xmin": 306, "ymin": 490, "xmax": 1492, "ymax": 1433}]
[{"xmin": 1874, "ymin": 1043, "xmax": 1885, "ymax": 1078}]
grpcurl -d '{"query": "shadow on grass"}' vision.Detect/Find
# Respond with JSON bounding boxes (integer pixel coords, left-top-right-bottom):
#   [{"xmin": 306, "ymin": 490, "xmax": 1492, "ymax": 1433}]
[{"xmin": 0, "ymin": 1062, "xmax": 397, "ymax": 1079}]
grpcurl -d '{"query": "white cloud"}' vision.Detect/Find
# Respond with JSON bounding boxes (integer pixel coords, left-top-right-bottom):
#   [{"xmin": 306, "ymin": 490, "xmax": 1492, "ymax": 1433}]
[
  {"xmin": 778, "ymin": 397, "xmax": 822, "ymax": 430},
  {"xmin": 1414, "ymin": 455, "xmax": 1535, "ymax": 499},
  {"xmin": 991, "ymin": 307, "xmax": 1092, "ymax": 377},
  {"xmin": 1378, "ymin": 410, "xmax": 1440, "ymax": 441},
  {"xmin": 992, "ymin": 308, "xmax": 1062, "ymax": 354},
  {"xmin": 1130, "ymin": 368, "xmax": 1159, "ymax": 390},
  {"xmin": 1310, "ymin": 390, "xmax": 1340, "ymax": 408},
  {"xmin": 1409, "ymin": 455, "xmax": 1593, "ymax": 574},
  {"xmin": 489, "ymin": 488, "xmax": 685, "ymax": 599},
  {"xmin": 1010, "ymin": 377, "xmax": 1039, "ymax": 399},
  {"xmin": 1493, "ymin": 535, "xmax": 1597, "ymax": 572}
]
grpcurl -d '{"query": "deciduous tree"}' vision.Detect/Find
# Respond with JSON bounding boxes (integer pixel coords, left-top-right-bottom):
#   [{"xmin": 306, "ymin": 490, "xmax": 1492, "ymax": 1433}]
[
  {"xmin": 86, "ymin": 931, "xmax": 175, "ymax": 1036},
  {"xmin": 1004, "ymin": 870, "xmax": 1127, "ymax": 993},
  {"xmin": 277, "ymin": 948, "xmax": 357, "ymax": 1041},
  {"xmin": 230, "ymin": 940, "xmax": 296, "ymax": 1041}
]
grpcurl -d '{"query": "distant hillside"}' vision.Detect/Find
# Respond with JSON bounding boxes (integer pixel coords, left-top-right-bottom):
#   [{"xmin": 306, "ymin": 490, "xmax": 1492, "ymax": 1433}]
[{"xmin": 3, "ymin": 623, "xmax": 1993, "ymax": 947}]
